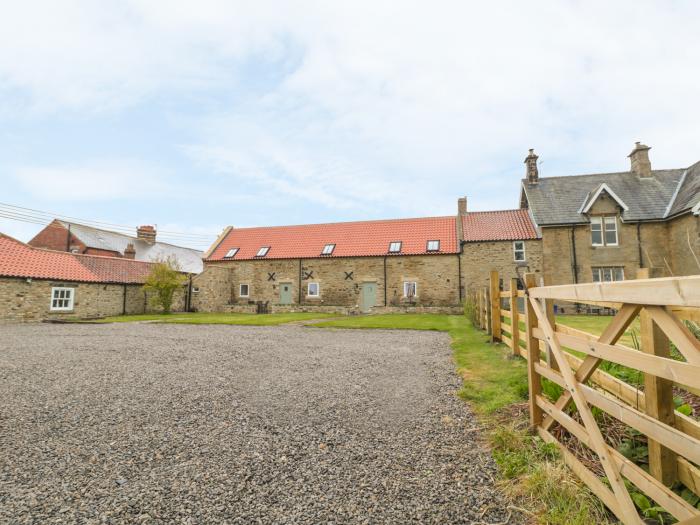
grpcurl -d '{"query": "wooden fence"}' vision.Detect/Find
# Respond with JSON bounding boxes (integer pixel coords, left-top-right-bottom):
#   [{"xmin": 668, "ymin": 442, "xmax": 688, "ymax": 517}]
[{"xmin": 470, "ymin": 270, "xmax": 700, "ymax": 525}]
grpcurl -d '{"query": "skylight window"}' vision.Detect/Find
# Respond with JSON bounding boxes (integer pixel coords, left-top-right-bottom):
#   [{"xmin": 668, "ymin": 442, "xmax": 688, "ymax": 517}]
[
  {"xmin": 321, "ymin": 243, "xmax": 335, "ymax": 255},
  {"xmin": 224, "ymin": 248, "xmax": 239, "ymax": 258},
  {"xmin": 388, "ymin": 241, "xmax": 402, "ymax": 253},
  {"xmin": 255, "ymin": 246, "xmax": 270, "ymax": 257},
  {"xmin": 426, "ymin": 240, "xmax": 440, "ymax": 252}
]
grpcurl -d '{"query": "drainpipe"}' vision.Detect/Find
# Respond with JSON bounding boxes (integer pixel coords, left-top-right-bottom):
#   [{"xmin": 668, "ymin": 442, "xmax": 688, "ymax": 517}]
[
  {"xmin": 122, "ymin": 284, "xmax": 127, "ymax": 315},
  {"xmin": 570, "ymin": 227, "xmax": 578, "ymax": 284},
  {"xmin": 186, "ymin": 274, "xmax": 193, "ymax": 312},
  {"xmin": 637, "ymin": 223, "xmax": 643, "ymax": 269},
  {"xmin": 298, "ymin": 259, "xmax": 303, "ymax": 304},
  {"xmin": 383, "ymin": 256, "xmax": 388, "ymax": 306},
  {"xmin": 66, "ymin": 224, "xmax": 71, "ymax": 252},
  {"xmin": 457, "ymin": 248, "xmax": 463, "ymax": 303}
]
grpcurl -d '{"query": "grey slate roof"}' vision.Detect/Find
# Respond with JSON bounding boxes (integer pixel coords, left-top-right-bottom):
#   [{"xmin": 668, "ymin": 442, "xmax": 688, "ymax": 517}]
[
  {"xmin": 59, "ymin": 221, "xmax": 203, "ymax": 273},
  {"xmin": 521, "ymin": 167, "xmax": 696, "ymax": 226}
]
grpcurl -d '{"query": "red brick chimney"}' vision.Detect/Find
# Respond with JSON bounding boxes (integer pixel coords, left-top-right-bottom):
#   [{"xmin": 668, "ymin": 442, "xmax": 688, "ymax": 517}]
[
  {"xmin": 525, "ymin": 149, "xmax": 539, "ymax": 184},
  {"xmin": 628, "ymin": 142, "xmax": 652, "ymax": 178},
  {"xmin": 136, "ymin": 225, "xmax": 156, "ymax": 244},
  {"xmin": 124, "ymin": 242, "xmax": 136, "ymax": 259}
]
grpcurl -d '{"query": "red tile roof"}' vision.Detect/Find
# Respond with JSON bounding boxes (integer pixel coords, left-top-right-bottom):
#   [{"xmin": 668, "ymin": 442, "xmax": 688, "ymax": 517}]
[
  {"xmin": 0, "ymin": 233, "xmax": 155, "ymax": 284},
  {"xmin": 208, "ymin": 216, "xmax": 459, "ymax": 261},
  {"xmin": 461, "ymin": 209, "xmax": 539, "ymax": 242}
]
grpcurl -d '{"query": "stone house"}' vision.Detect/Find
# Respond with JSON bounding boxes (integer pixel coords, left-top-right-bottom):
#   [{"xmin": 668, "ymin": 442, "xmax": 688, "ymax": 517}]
[
  {"xmin": 29, "ymin": 220, "xmax": 204, "ymax": 274},
  {"xmin": 192, "ymin": 207, "xmax": 541, "ymax": 314},
  {"xmin": 0, "ymin": 233, "xmax": 187, "ymax": 321},
  {"xmin": 520, "ymin": 143, "xmax": 700, "ymax": 310}
]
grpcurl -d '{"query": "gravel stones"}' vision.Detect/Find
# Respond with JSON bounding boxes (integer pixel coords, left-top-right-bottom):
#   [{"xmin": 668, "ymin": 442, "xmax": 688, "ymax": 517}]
[{"xmin": 0, "ymin": 323, "xmax": 518, "ymax": 524}]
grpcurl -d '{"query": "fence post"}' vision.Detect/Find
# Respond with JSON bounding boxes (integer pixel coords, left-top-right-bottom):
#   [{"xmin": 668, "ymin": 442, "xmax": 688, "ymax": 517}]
[
  {"xmin": 540, "ymin": 274, "xmax": 559, "ymax": 371},
  {"xmin": 524, "ymin": 273, "xmax": 543, "ymax": 429},
  {"xmin": 510, "ymin": 277, "xmax": 520, "ymax": 357},
  {"xmin": 637, "ymin": 268, "xmax": 678, "ymax": 485},
  {"xmin": 485, "ymin": 286, "xmax": 492, "ymax": 335},
  {"xmin": 490, "ymin": 270, "xmax": 501, "ymax": 343}
]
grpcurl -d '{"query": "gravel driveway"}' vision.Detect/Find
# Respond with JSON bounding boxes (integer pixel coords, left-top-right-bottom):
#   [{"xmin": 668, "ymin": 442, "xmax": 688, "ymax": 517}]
[{"xmin": 1, "ymin": 324, "xmax": 516, "ymax": 524}]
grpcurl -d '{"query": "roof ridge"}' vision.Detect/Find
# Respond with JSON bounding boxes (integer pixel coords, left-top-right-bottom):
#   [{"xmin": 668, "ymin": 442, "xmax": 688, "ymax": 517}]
[
  {"xmin": 522, "ymin": 168, "xmax": 684, "ymax": 182},
  {"xmin": 464, "ymin": 208, "xmax": 527, "ymax": 215}
]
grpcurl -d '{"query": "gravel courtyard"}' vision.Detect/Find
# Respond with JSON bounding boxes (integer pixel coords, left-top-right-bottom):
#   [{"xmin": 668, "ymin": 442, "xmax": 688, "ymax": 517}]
[{"xmin": 1, "ymin": 323, "xmax": 517, "ymax": 524}]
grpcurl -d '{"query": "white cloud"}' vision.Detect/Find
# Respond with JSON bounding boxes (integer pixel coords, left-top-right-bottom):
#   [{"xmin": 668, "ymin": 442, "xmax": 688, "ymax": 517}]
[{"xmin": 1, "ymin": 1, "xmax": 700, "ymax": 216}]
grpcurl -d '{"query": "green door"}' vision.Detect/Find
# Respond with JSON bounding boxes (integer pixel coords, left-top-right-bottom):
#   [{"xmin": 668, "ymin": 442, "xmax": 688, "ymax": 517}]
[
  {"xmin": 360, "ymin": 282, "xmax": 376, "ymax": 313},
  {"xmin": 280, "ymin": 282, "xmax": 293, "ymax": 305}
]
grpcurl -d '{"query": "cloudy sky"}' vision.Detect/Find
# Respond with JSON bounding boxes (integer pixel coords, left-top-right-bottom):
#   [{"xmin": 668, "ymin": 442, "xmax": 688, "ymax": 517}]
[{"xmin": 1, "ymin": 1, "xmax": 699, "ymax": 249}]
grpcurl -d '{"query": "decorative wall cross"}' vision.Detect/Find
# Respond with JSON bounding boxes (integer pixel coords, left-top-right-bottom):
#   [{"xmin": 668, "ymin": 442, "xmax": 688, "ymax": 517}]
[
  {"xmin": 344, "ymin": 271, "xmax": 354, "ymax": 280},
  {"xmin": 267, "ymin": 272, "xmax": 276, "ymax": 281}
]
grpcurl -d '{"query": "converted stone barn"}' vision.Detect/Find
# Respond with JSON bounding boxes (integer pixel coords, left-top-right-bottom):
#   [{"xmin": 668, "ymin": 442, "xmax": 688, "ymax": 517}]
[
  {"xmin": 0, "ymin": 233, "xmax": 188, "ymax": 321},
  {"xmin": 192, "ymin": 207, "xmax": 542, "ymax": 314},
  {"xmin": 520, "ymin": 143, "xmax": 700, "ymax": 304}
]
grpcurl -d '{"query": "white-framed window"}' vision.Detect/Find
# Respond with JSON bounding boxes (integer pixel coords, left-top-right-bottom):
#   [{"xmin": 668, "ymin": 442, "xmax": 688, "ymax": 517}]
[
  {"xmin": 224, "ymin": 248, "xmax": 239, "ymax": 258},
  {"xmin": 239, "ymin": 283, "xmax": 250, "ymax": 297},
  {"xmin": 513, "ymin": 241, "xmax": 526, "ymax": 262},
  {"xmin": 591, "ymin": 216, "xmax": 618, "ymax": 246},
  {"xmin": 255, "ymin": 246, "xmax": 270, "ymax": 257},
  {"xmin": 388, "ymin": 241, "xmax": 402, "ymax": 253},
  {"xmin": 50, "ymin": 287, "xmax": 75, "ymax": 311},
  {"xmin": 426, "ymin": 240, "xmax": 440, "ymax": 252},
  {"xmin": 403, "ymin": 281, "xmax": 417, "ymax": 298},
  {"xmin": 321, "ymin": 243, "xmax": 335, "ymax": 255},
  {"xmin": 592, "ymin": 267, "xmax": 625, "ymax": 282},
  {"xmin": 307, "ymin": 282, "xmax": 320, "ymax": 297}
]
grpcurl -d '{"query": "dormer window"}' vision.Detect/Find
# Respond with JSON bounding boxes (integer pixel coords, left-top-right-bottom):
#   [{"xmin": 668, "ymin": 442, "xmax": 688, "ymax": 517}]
[
  {"xmin": 224, "ymin": 248, "xmax": 239, "ymax": 258},
  {"xmin": 388, "ymin": 241, "xmax": 402, "ymax": 253},
  {"xmin": 426, "ymin": 240, "xmax": 440, "ymax": 252},
  {"xmin": 321, "ymin": 243, "xmax": 335, "ymax": 255},
  {"xmin": 591, "ymin": 217, "xmax": 618, "ymax": 246},
  {"xmin": 255, "ymin": 246, "xmax": 270, "ymax": 257}
]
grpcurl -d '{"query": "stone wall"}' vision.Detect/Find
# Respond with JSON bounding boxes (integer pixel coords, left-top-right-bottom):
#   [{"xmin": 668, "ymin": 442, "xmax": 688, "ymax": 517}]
[
  {"xmin": 0, "ymin": 277, "xmax": 187, "ymax": 322},
  {"xmin": 668, "ymin": 213, "xmax": 700, "ymax": 276},
  {"xmin": 192, "ymin": 254, "xmax": 462, "ymax": 313},
  {"xmin": 460, "ymin": 239, "xmax": 543, "ymax": 293}
]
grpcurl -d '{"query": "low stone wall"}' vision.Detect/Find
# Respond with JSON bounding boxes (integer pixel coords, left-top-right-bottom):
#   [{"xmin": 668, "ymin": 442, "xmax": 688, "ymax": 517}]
[
  {"xmin": 0, "ymin": 276, "xmax": 187, "ymax": 322},
  {"xmin": 221, "ymin": 303, "xmax": 462, "ymax": 315}
]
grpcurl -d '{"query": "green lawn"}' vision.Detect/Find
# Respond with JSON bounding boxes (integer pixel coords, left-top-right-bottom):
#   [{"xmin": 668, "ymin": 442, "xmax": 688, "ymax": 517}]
[
  {"xmin": 555, "ymin": 314, "xmax": 640, "ymax": 348},
  {"xmin": 96, "ymin": 312, "xmax": 337, "ymax": 326}
]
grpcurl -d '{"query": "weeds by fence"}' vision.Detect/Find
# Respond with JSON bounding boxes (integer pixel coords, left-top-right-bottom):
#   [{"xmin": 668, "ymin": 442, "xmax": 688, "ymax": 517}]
[{"xmin": 469, "ymin": 270, "xmax": 700, "ymax": 525}]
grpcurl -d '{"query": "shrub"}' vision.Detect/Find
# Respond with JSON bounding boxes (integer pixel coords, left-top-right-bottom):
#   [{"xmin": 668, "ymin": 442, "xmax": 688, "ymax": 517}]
[{"xmin": 143, "ymin": 257, "xmax": 187, "ymax": 313}]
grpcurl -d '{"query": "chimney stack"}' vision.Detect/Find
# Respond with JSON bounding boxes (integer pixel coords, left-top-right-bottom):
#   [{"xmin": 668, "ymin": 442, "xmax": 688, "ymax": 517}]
[
  {"xmin": 124, "ymin": 242, "xmax": 136, "ymax": 259},
  {"xmin": 628, "ymin": 142, "xmax": 652, "ymax": 178},
  {"xmin": 136, "ymin": 225, "xmax": 156, "ymax": 244},
  {"xmin": 457, "ymin": 197, "xmax": 467, "ymax": 216},
  {"xmin": 525, "ymin": 149, "xmax": 539, "ymax": 184}
]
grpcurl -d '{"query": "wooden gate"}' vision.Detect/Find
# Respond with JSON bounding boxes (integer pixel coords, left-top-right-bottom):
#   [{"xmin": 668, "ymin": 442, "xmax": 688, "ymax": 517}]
[{"xmin": 522, "ymin": 274, "xmax": 700, "ymax": 525}]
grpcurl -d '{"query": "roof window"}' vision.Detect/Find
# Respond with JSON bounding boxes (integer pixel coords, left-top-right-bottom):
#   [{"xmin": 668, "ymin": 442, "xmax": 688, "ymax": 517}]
[
  {"xmin": 426, "ymin": 240, "xmax": 440, "ymax": 252},
  {"xmin": 224, "ymin": 248, "xmax": 239, "ymax": 258},
  {"xmin": 321, "ymin": 243, "xmax": 335, "ymax": 255},
  {"xmin": 255, "ymin": 246, "xmax": 270, "ymax": 257},
  {"xmin": 388, "ymin": 241, "xmax": 402, "ymax": 253}
]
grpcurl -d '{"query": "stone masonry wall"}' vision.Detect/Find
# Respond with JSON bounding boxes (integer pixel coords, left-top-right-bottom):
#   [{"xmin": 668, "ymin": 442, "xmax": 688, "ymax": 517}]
[
  {"xmin": 668, "ymin": 213, "xmax": 700, "ymax": 276},
  {"xmin": 192, "ymin": 254, "xmax": 462, "ymax": 313},
  {"xmin": 0, "ymin": 277, "xmax": 187, "ymax": 322},
  {"xmin": 460, "ymin": 239, "xmax": 543, "ymax": 293}
]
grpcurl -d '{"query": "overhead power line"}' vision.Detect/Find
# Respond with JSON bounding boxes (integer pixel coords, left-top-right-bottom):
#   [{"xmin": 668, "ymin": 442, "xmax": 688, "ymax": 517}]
[{"xmin": 0, "ymin": 202, "xmax": 217, "ymax": 247}]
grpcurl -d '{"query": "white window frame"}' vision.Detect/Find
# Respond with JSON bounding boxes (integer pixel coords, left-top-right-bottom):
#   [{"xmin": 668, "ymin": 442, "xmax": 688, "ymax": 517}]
[
  {"xmin": 603, "ymin": 216, "xmax": 618, "ymax": 246},
  {"xmin": 591, "ymin": 216, "xmax": 618, "ymax": 247},
  {"xmin": 224, "ymin": 248, "xmax": 239, "ymax": 258},
  {"xmin": 592, "ymin": 267, "xmax": 625, "ymax": 282},
  {"xmin": 307, "ymin": 282, "xmax": 320, "ymax": 297},
  {"xmin": 321, "ymin": 243, "xmax": 335, "ymax": 255},
  {"xmin": 255, "ymin": 246, "xmax": 270, "ymax": 257},
  {"xmin": 239, "ymin": 283, "xmax": 250, "ymax": 297},
  {"xmin": 426, "ymin": 240, "xmax": 440, "ymax": 252},
  {"xmin": 50, "ymin": 287, "xmax": 75, "ymax": 311},
  {"xmin": 388, "ymin": 241, "xmax": 402, "ymax": 253},
  {"xmin": 403, "ymin": 281, "xmax": 418, "ymax": 298},
  {"xmin": 513, "ymin": 241, "xmax": 526, "ymax": 262}
]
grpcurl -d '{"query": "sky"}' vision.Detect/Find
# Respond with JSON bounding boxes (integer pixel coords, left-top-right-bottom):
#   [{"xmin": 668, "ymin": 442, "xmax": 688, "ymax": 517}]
[{"xmin": 1, "ymin": 1, "xmax": 699, "ymax": 250}]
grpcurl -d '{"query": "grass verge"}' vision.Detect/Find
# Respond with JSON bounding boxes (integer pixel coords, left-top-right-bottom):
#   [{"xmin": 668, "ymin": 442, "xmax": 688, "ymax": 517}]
[
  {"xmin": 314, "ymin": 314, "xmax": 613, "ymax": 524},
  {"xmin": 95, "ymin": 312, "xmax": 337, "ymax": 325}
]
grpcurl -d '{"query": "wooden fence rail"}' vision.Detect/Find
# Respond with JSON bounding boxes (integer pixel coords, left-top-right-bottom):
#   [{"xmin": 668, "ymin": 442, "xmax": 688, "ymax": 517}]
[{"xmin": 471, "ymin": 270, "xmax": 700, "ymax": 525}]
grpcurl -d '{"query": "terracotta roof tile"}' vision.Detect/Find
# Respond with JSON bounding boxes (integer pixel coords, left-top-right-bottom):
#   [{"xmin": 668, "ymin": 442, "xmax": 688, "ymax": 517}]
[
  {"xmin": 208, "ymin": 216, "xmax": 459, "ymax": 261},
  {"xmin": 461, "ymin": 209, "xmax": 539, "ymax": 242},
  {"xmin": 0, "ymin": 233, "xmax": 155, "ymax": 283}
]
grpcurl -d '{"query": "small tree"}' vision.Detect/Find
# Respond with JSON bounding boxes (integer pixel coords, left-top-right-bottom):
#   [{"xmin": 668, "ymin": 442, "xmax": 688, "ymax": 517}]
[{"xmin": 143, "ymin": 257, "xmax": 187, "ymax": 314}]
